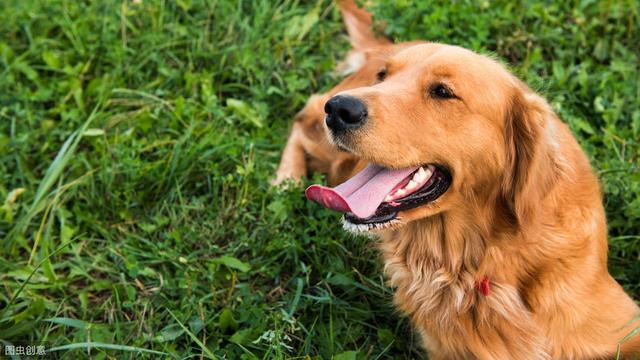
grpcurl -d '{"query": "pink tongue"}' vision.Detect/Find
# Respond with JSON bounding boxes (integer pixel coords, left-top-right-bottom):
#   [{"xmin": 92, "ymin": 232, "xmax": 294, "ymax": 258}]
[{"xmin": 305, "ymin": 164, "xmax": 419, "ymax": 218}]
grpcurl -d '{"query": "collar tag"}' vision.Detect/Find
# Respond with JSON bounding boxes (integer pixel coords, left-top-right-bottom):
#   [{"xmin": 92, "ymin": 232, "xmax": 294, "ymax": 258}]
[{"xmin": 476, "ymin": 277, "xmax": 490, "ymax": 296}]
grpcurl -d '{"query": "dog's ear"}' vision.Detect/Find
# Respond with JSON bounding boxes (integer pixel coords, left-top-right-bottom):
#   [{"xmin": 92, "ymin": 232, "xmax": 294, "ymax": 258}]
[
  {"xmin": 335, "ymin": 0, "xmax": 391, "ymax": 75},
  {"xmin": 502, "ymin": 88, "xmax": 557, "ymax": 227},
  {"xmin": 338, "ymin": 0, "xmax": 389, "ymax": 51}
]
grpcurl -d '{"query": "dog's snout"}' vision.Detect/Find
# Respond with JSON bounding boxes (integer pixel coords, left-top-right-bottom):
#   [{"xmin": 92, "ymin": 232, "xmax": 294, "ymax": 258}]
[{"xmin": 325, "ymin": 95, "xmax": 367, "ymax": 133}]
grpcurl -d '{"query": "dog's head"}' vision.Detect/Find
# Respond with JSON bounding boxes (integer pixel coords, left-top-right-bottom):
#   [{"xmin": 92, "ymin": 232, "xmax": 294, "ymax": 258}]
[
  {"xmin": 309, "ymin": 43, "xmax": 557, "ymax": 233},
  {"xmin": 293, "ymin": 41, "xmax": 425, "ymax": 185}
]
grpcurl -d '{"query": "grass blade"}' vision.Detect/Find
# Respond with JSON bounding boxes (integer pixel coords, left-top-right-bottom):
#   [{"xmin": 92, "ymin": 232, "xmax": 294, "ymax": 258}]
[
  {"xmin": 6, "ymin": 103, "xmax": 101, "ymax": 248},
  {"xmin": 0, "ymin": 241, "xmax": 71, "ymax": 321},
  {"xmin": 166, "ymin": 309, "xmax": 218, "ymax": 360},
  {"xmin": 47, "ymin": 342, "xmax": 170, "ymax": 357}
]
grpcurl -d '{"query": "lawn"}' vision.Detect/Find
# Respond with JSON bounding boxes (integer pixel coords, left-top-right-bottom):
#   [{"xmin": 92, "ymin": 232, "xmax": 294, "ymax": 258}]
[{"xmin": 0, "ymin": 0, "xmax": 638, "ymax": 359}]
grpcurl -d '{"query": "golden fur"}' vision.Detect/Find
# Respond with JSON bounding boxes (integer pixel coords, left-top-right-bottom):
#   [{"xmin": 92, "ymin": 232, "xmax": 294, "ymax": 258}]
[{"xmin": 275, "ymin": 1, "xmax": 640, "ymax": 358}]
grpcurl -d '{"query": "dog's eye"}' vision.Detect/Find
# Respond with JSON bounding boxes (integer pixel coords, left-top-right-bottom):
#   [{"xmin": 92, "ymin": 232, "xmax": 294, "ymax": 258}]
[
  {"xmin": 376, "ymin": 68, "xmax": 387, "ymax": 82},
  {"xmin": 430, "ymin": 84, "xmax": 455, "ymax": 99}
]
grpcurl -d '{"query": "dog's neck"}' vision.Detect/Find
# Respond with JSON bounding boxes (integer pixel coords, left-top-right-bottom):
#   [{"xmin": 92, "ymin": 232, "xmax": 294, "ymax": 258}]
[
  {"xmin": 377, "ymin": 171, "xmax": 557, "ymax": 313},
  {"xmin": 380, "ymin": 212, "xmax": 488, "ymax": 315}
]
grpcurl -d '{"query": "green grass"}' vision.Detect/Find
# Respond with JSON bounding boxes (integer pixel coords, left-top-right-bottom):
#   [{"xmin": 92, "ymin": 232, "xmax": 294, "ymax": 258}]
[{"xmin": 0, "ymin": 0, "xmax": 638, "ymax": 359}]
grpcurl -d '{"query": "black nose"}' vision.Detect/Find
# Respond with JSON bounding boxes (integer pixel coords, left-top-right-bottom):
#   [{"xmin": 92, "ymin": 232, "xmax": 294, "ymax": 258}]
[{"xmin": 324, "ymin": 95, "xmax": 367, "ymax": 133}]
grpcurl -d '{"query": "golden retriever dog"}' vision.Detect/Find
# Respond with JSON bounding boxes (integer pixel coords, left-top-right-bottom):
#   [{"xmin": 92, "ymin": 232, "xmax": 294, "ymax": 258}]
[{"xmin": 277, "ymin": 1, "xmax": 640, "ymax": 358}]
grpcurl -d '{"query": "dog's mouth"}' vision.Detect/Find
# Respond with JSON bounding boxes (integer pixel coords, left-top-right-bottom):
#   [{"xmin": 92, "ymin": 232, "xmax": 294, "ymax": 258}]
[{"xmin": 306, "ymin": 164, "xmax": 451, "ymax": 232}]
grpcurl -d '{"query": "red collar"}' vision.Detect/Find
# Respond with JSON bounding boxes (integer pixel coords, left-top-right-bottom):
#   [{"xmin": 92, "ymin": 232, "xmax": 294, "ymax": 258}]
[{"xmin": 475, "ymin": 277, "xmax": 490, "ymax": 296}]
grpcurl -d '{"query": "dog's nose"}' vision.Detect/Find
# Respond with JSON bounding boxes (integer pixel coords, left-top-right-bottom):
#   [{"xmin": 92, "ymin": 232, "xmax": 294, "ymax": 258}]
[{"xmin": 324, "ymin": 95, "xmax": 367, "ymax": 133}]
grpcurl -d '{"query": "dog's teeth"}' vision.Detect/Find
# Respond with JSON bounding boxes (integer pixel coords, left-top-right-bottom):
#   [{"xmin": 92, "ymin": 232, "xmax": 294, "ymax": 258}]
[
  {"xmin": 424, "ymin": 166, "xmax": 433, "ymax": 178},
  {"xmin": 385, "ymin": 165, "xmax": 436, "ymax": 203}
]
